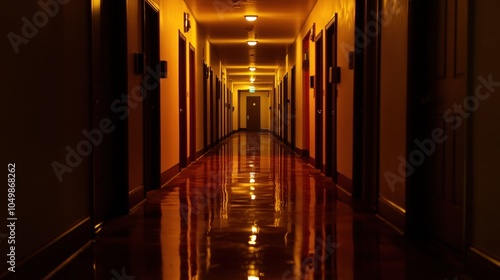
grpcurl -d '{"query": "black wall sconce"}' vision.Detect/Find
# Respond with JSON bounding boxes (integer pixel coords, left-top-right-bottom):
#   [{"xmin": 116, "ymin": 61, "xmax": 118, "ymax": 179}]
[{"xmin": 184, "ymin": 12, "xmax": 191, "ymax": 33}]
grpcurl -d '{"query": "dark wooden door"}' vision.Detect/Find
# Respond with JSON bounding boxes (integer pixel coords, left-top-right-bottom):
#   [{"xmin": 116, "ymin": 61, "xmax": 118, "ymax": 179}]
[
  {"xmin": 143, "ymin": 1, "xmax": 161, "ymax": 191},
  {"xmin": 247, "ymin": 96, "xmax": 261, "ymax": 132},
  {"xmin": 210, "ymin": 69, "xmax": 214, "ymax": 147},
  {"xmin": 179, "ymin": 33, "xmax": 188, "ymax": 168},
  {"xmin": 91, "ymin": 0, "xmax": 128, "ymax": 227},
  {"xmin": 326, "ymin": 16, "xmax": 338, "ymax": 181},
  {"xmin": 302, "ymin": 34, "xmax": 310, "ymax": 157},
  {"xmin": 203, "ymin": 62, "xmax": 208, "ymax": 150},
  {"xmin": 315, "ymin": 33, "xmax": 323, "ymax": 170},
  {"xmin": 189, "ymin": 45, "xmax": 196, "ymax": 162},
  {"xmin": 284, "ymin": 74, "xmax": 289, "ymax": 145},
  {"xmin": 408, "ymin": 0, "xmax": 468, "ymax": 252},
  {"xmin": 422, "ymin": 0, "xmax": 468, "ymax": 253}
]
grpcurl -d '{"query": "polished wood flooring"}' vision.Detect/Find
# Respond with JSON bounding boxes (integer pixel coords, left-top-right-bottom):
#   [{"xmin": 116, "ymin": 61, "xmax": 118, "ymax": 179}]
[{"xmin": 54, "ymin": 132, "xmax": 470, "ymax": 279}]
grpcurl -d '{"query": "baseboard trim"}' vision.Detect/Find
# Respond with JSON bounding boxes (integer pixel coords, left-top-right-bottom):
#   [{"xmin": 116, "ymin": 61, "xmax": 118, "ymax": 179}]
[
  {"xmin": 196, "ymin": 148, "xmax": 205, "ymax": 160},
  {"xmin": 0, "ymin": 217, "xmax": 92, "ymax": 280},
  {"xmin": 128, "ymin": 184, "xmax": 144, "ymax": 211},
  {"xmin": 336, "ymin": 184, "xmax": 352, "ymax": 204},
  {"xmin": 337, "ymin": 172, "xmax": 353, "ymax": 194},
  {"xmin": 377, "ymin": 196, "xmax": 406, "ymax": 234},
  {"xmin": 467, "ymin": 246, "xmax": 500, "ymax": 279},
  {"xmin": 161, "ymin": 163, "xmax": 180, "ymax": 187}
]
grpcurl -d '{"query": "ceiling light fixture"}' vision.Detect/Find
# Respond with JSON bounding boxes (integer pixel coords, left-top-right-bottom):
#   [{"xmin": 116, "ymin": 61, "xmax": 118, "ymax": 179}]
[
  {"xmin": 247, "ymin": 40, "xmax": 258, "ymax": 46},
  {"xmin": 249, "ymin": 67, "xmax": 256, "ymax": 71},
  {"xmin": 245, "ymin": 15, "xmax": 258, "ymax": 21},
  {"xmin": 250, "ymin": 77, "xmax": 256, "ymax": 82}
]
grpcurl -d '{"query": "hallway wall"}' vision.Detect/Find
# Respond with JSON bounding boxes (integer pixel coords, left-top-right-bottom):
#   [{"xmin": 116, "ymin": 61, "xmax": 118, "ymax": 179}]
[
  {"xmin": 471, "ymin": 0, "xmax": 500, "ymax": 265},
  {"xmin": 378, "ymin": 0, "xmax": 409, "ymax": 227},
  {"xmin": 286, "ymin": 0, "xmax": 356, "ymax": 183},
  {"xmin": 0, "ymin": 0, "xmax": 92, "ymax": 277},
  {"xmin": 158, "ymin": 0, "xmax": 227, "ymax": 177}
]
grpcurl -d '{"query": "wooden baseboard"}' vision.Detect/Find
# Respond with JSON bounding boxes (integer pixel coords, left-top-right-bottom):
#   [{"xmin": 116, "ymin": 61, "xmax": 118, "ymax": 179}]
[
  {"xmin": 128, "ymin": 184, "xmax": 145, "ymax": 211},
  {"xmin": 377, "ymin": 196, "xmax": 406, "ymax": 234},
  {"xmin": 336, "ymin": 184, "xmax": 352, "ymax": 205},
  {"xmin": 0, "ymin": 218, "xmax": 92, "ymax": 279},
  {"xmin": 337, "ymin": 173, "xmax": 353, "ymax": 194},
  {"xmin": 161, "ymin": 163, "xmax": 180, "ymax": 187},
  {"xmin": 195, "ymin": 148, "xmax": 205, "ymax": 160},
  {"xmin": 467, "ymin": 246, "xmax": 500, "ymax": 279}
]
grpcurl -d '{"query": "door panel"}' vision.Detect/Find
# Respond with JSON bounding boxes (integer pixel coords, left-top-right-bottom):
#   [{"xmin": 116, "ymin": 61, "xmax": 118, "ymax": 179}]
[
  {"xmin": 424, "ymin": 0, "xmax": 468, "ymax": 253},
  {"xmin": 91, "ymin": 0, "xmax": 128, "ymax": 227},
  {"xmin": 189, "ymin": 45, "xmax": 196, "ymax": 162},
  {"xmin": 179, "ymin": 33, "xmax": 188, "ymax": 168},
  {"xmin": 315, "ymin": 33, "xmax": 323, "ymax": 170},
  {"xmin": 247, "ymin": 96, "xmax": 261, "ymax": 132},
  {"xmin": 302, "ymin": 34, "xmax": 310, "ymax": 156}
]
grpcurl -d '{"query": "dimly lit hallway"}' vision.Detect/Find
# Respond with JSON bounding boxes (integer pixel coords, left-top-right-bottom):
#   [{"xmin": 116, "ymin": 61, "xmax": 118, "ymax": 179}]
[{"xmin": 53, "ymin": 132, "xmax": 469, "ymax": 280}]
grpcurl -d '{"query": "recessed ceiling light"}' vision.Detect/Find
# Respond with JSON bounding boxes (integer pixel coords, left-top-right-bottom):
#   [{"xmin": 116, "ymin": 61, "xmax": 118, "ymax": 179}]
[
  {"xmin": 247, "ymin": 40, "xmax": 258, "ymax": 46},
  {"xmin": 245, "ymin": 15, "xmax": 258, "ymax": 22},
  {"xmin": 248, "ymin": 67, "xmax": 256, "ymax": 71}
]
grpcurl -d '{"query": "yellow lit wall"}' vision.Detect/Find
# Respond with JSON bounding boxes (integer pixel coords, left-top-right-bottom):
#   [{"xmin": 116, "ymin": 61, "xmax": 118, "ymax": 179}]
[
  {"xmin": 287, "ymin": 0, "xmax": 356, "ymax": 180},
  {"xmin": 158, "ymin": 0, "xmax": 223, "ymax": 173},
  {"xmin": 378, "ymin": 0, "xmax": 408, "ymax": 215}
]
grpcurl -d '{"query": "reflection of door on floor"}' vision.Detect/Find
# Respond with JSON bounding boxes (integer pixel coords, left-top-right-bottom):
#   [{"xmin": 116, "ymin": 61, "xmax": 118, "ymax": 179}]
[{"xmin": 246, "ymin": 96, "xmax": 260, "ymax": 132}]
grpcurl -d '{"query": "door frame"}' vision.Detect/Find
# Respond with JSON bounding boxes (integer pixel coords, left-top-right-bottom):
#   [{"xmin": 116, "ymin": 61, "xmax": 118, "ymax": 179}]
[
  {"xmin": 189, "ymin": 44, "xmax": 196, "ymax": 162},
  {"xmin": 291, "ymin": 66, "xmax": 296, "ymax": 150}
]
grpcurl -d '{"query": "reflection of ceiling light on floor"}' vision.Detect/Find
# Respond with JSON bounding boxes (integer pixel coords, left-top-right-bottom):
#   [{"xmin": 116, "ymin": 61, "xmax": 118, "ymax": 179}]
[
  {"xmin": 251, "ymin": 194, "xmax": 256, "ymax": 200},
  {"xmin": 248, "ymin": 276, "xmax": 259, "ymax": 280},
  {"xmin": 251, "ymin": 225, "xmax": 258, "ymax": 234},
  {"xmin": 250, "ymin": 186, "xmax": 255, "ymax": 191},
  {"xmin": 250, "ymin": 178, "xmax": 255, "ymax": 183},
  {"xmin": 249, "ymin": 164, "xmax": 254, "ymax": 167},
  {"xmin": 249, "ymin": 234, "xmax": 257, "ymax": 245}
]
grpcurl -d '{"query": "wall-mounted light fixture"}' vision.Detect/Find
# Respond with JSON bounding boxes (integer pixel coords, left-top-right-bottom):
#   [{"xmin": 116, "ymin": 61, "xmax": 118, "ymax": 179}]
[
  {"xmin": 184, "ymin": 12, "xmax": 191, "ymax": 33},
  {"xmin": 248, "ymin": 67, "xmax": 256, "ymax": 71},
  {"xmin": 247, "ymin": 40, "xmax": 258, "ymax": 46},
  {"xmin": 309, "ymin": 23, "xmax": 315, "ymax": 41},
  {"xmin": 245, "ymin": 15, "xmax": 258, "ymax": 21}
]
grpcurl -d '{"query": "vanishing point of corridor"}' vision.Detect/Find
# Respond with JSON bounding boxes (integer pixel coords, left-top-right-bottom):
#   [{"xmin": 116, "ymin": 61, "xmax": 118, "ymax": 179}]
[{"xmin": 55, "ymin": 133, "xmax": 467, "ymax": 280}]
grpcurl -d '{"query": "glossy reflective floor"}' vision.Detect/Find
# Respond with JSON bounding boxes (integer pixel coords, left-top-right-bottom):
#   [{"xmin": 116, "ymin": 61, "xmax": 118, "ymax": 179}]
[{"xmin": 54, "ymin": 132, "xmax": 470, "ymax": 280}]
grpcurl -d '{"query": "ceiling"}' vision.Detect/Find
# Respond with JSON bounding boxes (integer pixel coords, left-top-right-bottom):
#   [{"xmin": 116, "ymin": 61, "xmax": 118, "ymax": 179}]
[{"xmin": 183, "ymin": 0, "xmax": 318, "ymax": 90}]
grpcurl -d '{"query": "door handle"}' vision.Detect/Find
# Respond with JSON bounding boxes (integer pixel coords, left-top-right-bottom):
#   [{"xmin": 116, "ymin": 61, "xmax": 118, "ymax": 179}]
[
  {"xmin": 180, "ymin": 109, "xmax": 183, "ymax": 112},
  {"xmin": 318, "ymin": 110, "xmax": 322, "ymax": 114},
  {"xmin": 247, "ymin": 115, "xmax": 250, "ymax": 120}
]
